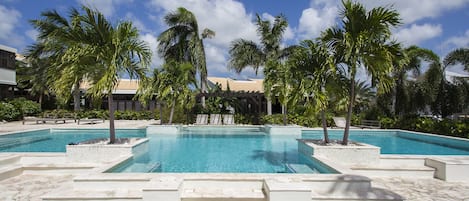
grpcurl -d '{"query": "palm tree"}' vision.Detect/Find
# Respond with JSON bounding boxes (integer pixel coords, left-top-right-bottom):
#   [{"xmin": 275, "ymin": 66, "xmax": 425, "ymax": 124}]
[
  {"xmin": 16, "ymin": 56, "xmax": 51, "ymax": 107},
  {"xmin": 264, "ymin": 60, "xmax": 299, "ymax": 125},
  {"xmin": 136, "ymin": 62, "xmax": 197, "ymax": 125},
  {"xmin": 322, "ymin": 0, "xmax": 401, "ymax": 145},
  {"xmin": 392, "ymin": 46, "xmax": 439, "ymax": 116},
  {"xmin": 157, "ymin": 7, "xmax": 214, "ymax": 107},
  {"xmin": 444, "ymin": 48, "xmax": 469, "ymax": 72},
  {"xmin": 74, "ymin": 6, "xmax": 151, "ymax": 143},
  {"xmin": 289, "ymin": 40, "xmax": 335, "ymax": 142},
  {"xmin": 29, "ymin": 9, "xmax": 91, "ymax": 111},
  {"xmin": 229, "ymin": 14, "xmax": 294, "ymax": 115}
]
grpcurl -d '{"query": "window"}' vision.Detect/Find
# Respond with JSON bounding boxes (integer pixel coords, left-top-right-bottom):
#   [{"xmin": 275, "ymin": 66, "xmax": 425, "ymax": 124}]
[{"xmin": 0, "ymin": 50, "xmax": 15, "ymax": 70}]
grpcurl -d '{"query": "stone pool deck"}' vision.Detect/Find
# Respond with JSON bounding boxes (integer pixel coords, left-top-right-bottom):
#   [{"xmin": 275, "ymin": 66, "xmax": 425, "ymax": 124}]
[
  {"xmin": 0, "ymin": 119, "xmax": 160, "ymax": 134},
  {"xmin": 0, "ymin": 121, "xmax": 468, "ymax": 200}
]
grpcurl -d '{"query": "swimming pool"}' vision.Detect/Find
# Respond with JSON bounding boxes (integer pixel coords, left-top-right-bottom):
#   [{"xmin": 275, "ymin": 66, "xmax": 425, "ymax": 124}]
[
  {"xmin": 303, "ymin": 130, "xmax": 469, "ymax": 155},
  {"xmin": 110, "ymin": 127, "xmax": 335, "ymax": 173},
  {"xmin": 0, "ymin": 129, "xmax": 145, "ymax": 152},
  {"xmin": 2, "ymin": 127, "xmax": 469, "ymax": 173}
]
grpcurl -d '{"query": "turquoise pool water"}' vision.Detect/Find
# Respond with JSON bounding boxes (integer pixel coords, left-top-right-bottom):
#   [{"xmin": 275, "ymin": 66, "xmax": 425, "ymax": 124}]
[
  {"xmin": 302, "ymin": 130, "xmax": 469, "ymax": 155},
  {"xmin": 2, "ymin": 128, "xmax": 469, "ymax": 173},
  {"xmin": 111, "ymin": 127, "xmax": 334, "ymax": 173},
  {"xmin": 0, "ymin": 129, "xmax": 145, "ymax": 152}
]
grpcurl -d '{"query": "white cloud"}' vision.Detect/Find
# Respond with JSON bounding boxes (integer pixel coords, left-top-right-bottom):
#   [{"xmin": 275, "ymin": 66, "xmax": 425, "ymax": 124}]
[
  {"xmin": 0, "ymin": 5, "xmax": 24, "ymax": 47},
  {"xmin": 125, "ymin": 12, "xmax": 151, "ymax": 33},
  {"xmin": 297, "ymin": 6, "xmax": 337, "ymax": 39},
  {"xmin": 139, "ymin": 33, "xmax": 163, "ymax": 68},
  {"xmin": 77, "ymin": 0, "xmax": 133, "ymax": 17},
  {"xmin": 358, "ymin": 0, "xmax": 469, "ymax": 24},
  {"xmin": 443, "ymin": 30, "xmax": 469, "ymax": 49},
  {"xmin": 394, "ymin": 24, "xmax": 442, "ymax": 46},
  {"xmin": 25, "ymin": 29, "xmax": 38, "ymax": 41},
  {"xmin": 148, "ymin": 0, "xmax": 260, "ymax": 77}
]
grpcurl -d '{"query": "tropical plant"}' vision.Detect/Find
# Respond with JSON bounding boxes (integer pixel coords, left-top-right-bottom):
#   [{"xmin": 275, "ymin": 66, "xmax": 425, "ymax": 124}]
[
  {"xmin": 321, "ymin": 0, "xmax": 401, "ymax": 145},
  {"xmin": 75, "ymin": 6, "xmax": 151, "ymax": 143},
  {"xmin": 152, "ymin": 61, "xmax": 196, "ymax": 124},
  {"xmin": 157, "ymin": 7, "xmax": 215, "ymax": 107},
  {"xmin": 15, "ymin": 58, "xmax": 52, "ymax": 107},
  {"xmin": 264, "ymin": 60, "xmax": 300, "ymax": 125},
  {"xmin": 229, "ymin": 14, "xmax": 295, "ymax": 116},
  {"xmin": 28, "ymin": 9, "xmax": 95, "ymax": 111},
  {"xmin": 392, "ymin": 46, "xmax": 439, "ymax": 116},
  {"xmin": 289, "ymin": 39, "xmax": 335, "ymax": 142}
]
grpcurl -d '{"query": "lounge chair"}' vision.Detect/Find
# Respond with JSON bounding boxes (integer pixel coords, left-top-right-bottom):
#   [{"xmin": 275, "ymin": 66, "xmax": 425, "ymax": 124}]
[
  {"xmin": 222, "ymin": 114, "xmax": 235, "ymax": 125},
  {"xmin": 77, "ymin": 118, "xmax": 105, "ymax": 125},
  {"xmin": 194, "ymin": 114, "xmax": 208, "ymax": 125},
  {"xmin": 22, "ymin": 116, "xmax": 48, "ymax": 125},
  {"xmin": 209, "ymin": 114, "xmax": 222, "ymax": 125},
  {"xmin": 333, "ymin": 117, "xmax": 359, "ymax": 128},
  {"xmin": 332, "ymin": 117, "xmax": 346, "ymax": 128}
]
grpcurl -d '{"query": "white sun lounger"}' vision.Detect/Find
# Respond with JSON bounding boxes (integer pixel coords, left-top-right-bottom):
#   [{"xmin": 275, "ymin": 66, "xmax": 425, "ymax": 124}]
[
  {"xmin": 333, "ymin": 117, "xmax": 346, "ymax": 128},
  {"xmin": 333, "ymin": 117, "xmax": 360, "ymax": 128},
  {"xmin": 210, "ymin": 114, "xmax": 222, "ymax": 125},
  {"xmin": 77, "ymin": 118, "xmax": 105, "ymax": 125},
  {"xmin": 195, "ymin": 114, "xmax": 208, "ymax": 125},
  {"xmin": 222, "ymin": 114, "xmax": 235, "ymax": 125}
]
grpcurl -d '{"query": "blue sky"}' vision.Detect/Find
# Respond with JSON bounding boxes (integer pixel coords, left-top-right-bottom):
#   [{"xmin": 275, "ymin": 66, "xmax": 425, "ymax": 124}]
[{"xmin": 1, "ymin": 0, "xmax": 469, "ymax": 79}]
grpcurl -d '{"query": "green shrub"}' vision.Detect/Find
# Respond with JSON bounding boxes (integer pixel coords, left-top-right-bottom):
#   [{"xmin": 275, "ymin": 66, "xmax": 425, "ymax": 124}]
[
  {"xmin": 9, "ymin": 97, "xmax": 41, "ymax": 116},
  {"xmin": 261, "ymin": 114, "xmax": 319, "ymax": 127},
  {"xmin": 379, "ymin": 117, "xmax": 397, "ymax": 129},
  {"xmin": 0, "ymin": 102, "xmax": 21, "ymax": 121}
]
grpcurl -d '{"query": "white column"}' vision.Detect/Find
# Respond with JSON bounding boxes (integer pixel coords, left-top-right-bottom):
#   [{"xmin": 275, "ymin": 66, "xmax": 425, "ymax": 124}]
[{"xmin": 267, "ymin": 99, "xmax": 272, "ymax": 115}]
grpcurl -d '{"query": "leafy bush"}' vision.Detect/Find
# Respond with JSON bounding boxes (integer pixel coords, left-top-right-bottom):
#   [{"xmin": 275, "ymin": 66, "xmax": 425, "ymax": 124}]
[
  {"xmin": 0, "ymin": 102, "xmax": 21, "ymax": 121},
  {"xmin": 234, "ymin": 113, "xmax": 258, "ymax": 125},
  {"xmin": 77, "ymin": 110, "xmax": 109, "ymax": 119},
  {"xmin": 261, "ymin": 114, "xmax": 319, "ymax": 127},
  {"xmin": 9, "ymin": 97, "xmax": 41, "ymax": 116},
  {"xmin": 377, "ymin": 115, "xmax": 469, "ymax": 139},
  {"xmin": 379, "ymin": 117, "xmax": 397, "ymax": 129}
]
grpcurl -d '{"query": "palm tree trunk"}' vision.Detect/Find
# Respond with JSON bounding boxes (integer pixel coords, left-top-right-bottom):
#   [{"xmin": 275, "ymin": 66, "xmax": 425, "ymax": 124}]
[
  {"xmin": 343, "ymin": 78, "xmax": 356, "ymax": 145},
  {"xmin": 108, "ymin": 93, "xmax": 116, "ymax": 144},
  {"xmin": 201, "ymin": 77, "xmax": 207, "ymax": 108},
  {"xmin": 38, "ymin": 94, "xmax": 43, "ymax": 110},
  {"xmin": 321, "ymin": 109, "xmax": 329, "ymax": 143},
  {"xmin": 169, "ymin": 103, "xmax": 175, "ymax": 124},
  {"xmin": 73, "ymin": 83, "xmax": 81, "ymax": 111},
  {"xmin": 282, "ymin": 104, "xmax": 287, "ymax": 125}
]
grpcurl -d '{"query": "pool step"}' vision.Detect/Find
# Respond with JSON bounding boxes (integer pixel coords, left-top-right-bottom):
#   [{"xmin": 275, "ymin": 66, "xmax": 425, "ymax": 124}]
[
  {"xmin": 379, "ymin": 156, "xmax": 426, "ymax": 167},
  {"xmin": 0, "ymin": 155, "xmax": 20, "ymax": 167},
  {"xmin": 45, "ymin": 174, "xmax": 404, "ymax": 201},
  {"xmin": 181, "ymin": 188, "xmax": 266, "ymax": 201},
  {"xmin": 351, "ymin": 166, "xmax": 435, "ymax": 178},
  {"xmin": 42, "ymin": 189, "xmax": 142, "ymax": 201},
  {"xmin": 310, "ymin": 188, "xmax": 403, "ymax": 200},
  {"xmin": 350, "ymin": 156, "xmax": 435, "ymax": 178},
  {"xmin": 0, "ymin": 165, "xmax": 22, "ymax": 181}
]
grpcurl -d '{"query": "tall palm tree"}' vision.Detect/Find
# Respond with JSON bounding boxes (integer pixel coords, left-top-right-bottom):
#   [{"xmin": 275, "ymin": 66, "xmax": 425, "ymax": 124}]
[
  {"xmin": 73, "ymin": 6, "xmax": 151, "ymax": 143},
  {"xmin": 392, "ymin": 46, "xmax": 439, "ymax": 116},
  {"xmin": 420, "ymin": 48, "xmax": 469, "ymax": 118},
  {"xmin": 29, "ymin": 9, "xmax": 91, "ymax": 111},
  {"xmin": 229, "ymin": 14, "xmax": 294, "ymax": 115},
  {"xmin": 289, "ymin": 40, "xmax": 335, "ymax": 142},
  {"xmin": 322, "ymin": 0, "xmax": 400, "ymax": 145},
  {"xmin": 157, "ymin": 7, "xmax": 214, "ymax": 107}
]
